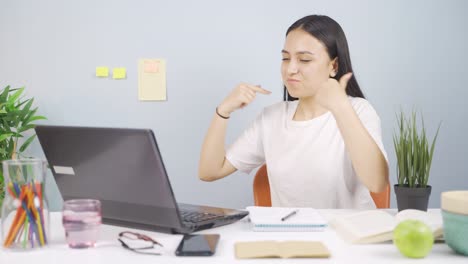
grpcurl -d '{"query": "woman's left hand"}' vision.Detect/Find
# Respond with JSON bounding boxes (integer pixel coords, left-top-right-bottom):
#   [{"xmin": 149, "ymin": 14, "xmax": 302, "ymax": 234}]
[{"xmin": 315, "ymin": 72, "xmax": 353, "ymax": 111}]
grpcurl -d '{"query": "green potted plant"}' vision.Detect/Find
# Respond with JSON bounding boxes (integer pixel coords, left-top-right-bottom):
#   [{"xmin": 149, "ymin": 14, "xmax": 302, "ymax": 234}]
[
  {"xmin": 393, "ymin": 110, "xmax": 441, "ymax": 211},
  {"xmin": 0, "ymin": 85, "xmax": 46, "ymax": 208}
]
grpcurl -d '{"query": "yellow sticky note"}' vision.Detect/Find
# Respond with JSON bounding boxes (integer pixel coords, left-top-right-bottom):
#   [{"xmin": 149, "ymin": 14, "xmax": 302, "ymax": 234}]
[
  {"xmin": 96, "ymin": 67, "xmax": 109, "ymax": 77},
  {"xmin": 138, "ymin": 59, "xmax": 166, "ymax": 101},
  {"xmin": 113, "ymin": 68, "xmax": 127, "ymax": 79}
]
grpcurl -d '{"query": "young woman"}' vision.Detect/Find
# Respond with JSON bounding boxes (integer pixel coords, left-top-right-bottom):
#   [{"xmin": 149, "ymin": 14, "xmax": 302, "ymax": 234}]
[{"xmin": 199, "ymin": 15, "xmax": 389, "ymax": 209}]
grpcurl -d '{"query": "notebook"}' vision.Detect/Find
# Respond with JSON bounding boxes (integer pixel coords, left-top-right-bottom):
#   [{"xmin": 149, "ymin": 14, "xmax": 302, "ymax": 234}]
[
  {"xmin": 330, "ymin": 209, "xmax": 444, "ymax": 244},
  {"xmin": 246, "ymin": 206, "xmax": 327, "ymax": 232},
  {"xmin": 35, "ymin": 125, "xmax": 248, "ymax": 234},
  {"xmin": 235, "ymin": 241, "xmax": 331, "ymax": 259}
]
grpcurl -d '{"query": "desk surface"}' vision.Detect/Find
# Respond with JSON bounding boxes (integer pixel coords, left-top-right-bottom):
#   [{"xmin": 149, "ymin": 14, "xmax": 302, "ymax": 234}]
[{"xmin": 0, "ymin": 209, "xmax": 466, "ymax": 264}]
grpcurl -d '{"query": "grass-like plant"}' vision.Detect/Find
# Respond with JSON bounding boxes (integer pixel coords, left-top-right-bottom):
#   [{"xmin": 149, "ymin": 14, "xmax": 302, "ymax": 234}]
[
  {"xmin": 0, "ymin": 85, "xmax": 46, "ymax": 204},
  {"xmin": 393, "ymin": 110, "xmax": 441, "ymax": 188}
]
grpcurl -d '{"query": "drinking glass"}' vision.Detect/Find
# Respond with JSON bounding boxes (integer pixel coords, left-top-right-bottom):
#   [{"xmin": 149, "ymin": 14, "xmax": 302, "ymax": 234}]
[{"xmin": 62, "ymin": 199, "xmax": 101, "ymax": 248}]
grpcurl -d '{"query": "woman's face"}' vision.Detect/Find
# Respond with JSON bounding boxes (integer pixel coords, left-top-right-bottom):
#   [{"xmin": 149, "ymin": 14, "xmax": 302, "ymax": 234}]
[{"xmin": 281, "ymin": 29, "xmax": 336, "ymax": 99}]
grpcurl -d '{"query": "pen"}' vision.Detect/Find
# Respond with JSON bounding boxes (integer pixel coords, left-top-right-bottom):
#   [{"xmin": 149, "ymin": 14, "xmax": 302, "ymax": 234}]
[{"xmin": 281, "ymin": 210, "xmax": 299, "ymax": 221}]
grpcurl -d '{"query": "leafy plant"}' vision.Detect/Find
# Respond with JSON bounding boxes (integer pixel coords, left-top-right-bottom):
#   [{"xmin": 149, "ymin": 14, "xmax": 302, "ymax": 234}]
[
  {"xmin": 393, "ymin": 110, "xmax": 441, "ymax": 188},
  {"xmin": 0, "ymin": 85, "xmax": 46, "ymax": 203}
]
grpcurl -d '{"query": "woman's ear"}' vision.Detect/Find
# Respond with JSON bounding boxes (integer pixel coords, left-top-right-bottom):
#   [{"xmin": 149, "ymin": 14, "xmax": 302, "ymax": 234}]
[{"xmin": 329, "ymin": 58, "xmax": 338, "ymax": 77}]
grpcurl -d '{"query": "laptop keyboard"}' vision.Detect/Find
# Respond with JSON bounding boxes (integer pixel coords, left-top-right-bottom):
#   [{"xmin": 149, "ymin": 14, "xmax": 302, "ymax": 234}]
[{"xmin": 180, "ymin": 210, "xmax": 224, "ymax": 223}]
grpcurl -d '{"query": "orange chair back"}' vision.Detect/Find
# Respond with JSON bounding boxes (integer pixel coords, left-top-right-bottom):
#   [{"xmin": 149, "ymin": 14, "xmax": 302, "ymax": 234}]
[
  {"xmin": 253, "ymin": 164, "xmax": 272, "ymax": 206},
  {"xmin": 253, "ymin": 164, "xmax": 390, "ymax": 208},
  {"xmin": 370, "ymin": 183, "xmax": 391, "ymax": 208}
]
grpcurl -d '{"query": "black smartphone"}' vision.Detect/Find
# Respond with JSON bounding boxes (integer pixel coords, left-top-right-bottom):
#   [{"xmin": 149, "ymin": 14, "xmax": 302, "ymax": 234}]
[{"xmin": 175, "ymin": 234, "xmax": 220, "ymax": 256}]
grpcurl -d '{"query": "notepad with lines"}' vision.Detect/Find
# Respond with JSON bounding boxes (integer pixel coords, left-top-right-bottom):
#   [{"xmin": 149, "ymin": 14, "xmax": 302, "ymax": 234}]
[{"xmin": 246, "ymin": 206, "xmax": 327, "ymax": 232}]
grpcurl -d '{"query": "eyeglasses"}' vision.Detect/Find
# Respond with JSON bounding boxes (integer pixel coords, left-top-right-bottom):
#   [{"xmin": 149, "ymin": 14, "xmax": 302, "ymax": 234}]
[{"xmin": 118, "ymin": 231, "xmax": 163, "ymax": 255}]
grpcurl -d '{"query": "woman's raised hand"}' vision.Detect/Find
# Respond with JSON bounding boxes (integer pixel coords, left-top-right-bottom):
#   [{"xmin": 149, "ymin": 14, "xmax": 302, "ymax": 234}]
[
  {"xmin": 217, "ymin": 83, "xmax": 271, "ymax": 117},
  {"xmin": 315, "ymin": 72, "xmax": 353, "ymax": 111}
]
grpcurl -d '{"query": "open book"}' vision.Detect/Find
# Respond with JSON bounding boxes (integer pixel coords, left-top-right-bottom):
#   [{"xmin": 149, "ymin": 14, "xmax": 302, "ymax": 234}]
[
  {"xmin": 235, "ymin": 241, "xmax": 331, "ymax": 259},
  {"xmin": 330, "ymin": 209, "xmax": 443, "ymax": 244},
  {"xmin": 246, "ymin": 206, "xmax": 327, "ymax": 231}
]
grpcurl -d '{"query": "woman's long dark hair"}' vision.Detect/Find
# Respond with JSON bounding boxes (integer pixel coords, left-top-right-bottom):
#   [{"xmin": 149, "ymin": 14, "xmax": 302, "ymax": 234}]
[{"xmin": 283, "ymin": 15, "xmax": 365, "ymax": 101}]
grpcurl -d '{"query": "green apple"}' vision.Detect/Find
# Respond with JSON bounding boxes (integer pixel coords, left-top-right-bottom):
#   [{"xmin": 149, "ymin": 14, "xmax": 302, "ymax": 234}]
[{"xmin": 393, "ymin": 220, "xmax": 434, "ymax": 258}]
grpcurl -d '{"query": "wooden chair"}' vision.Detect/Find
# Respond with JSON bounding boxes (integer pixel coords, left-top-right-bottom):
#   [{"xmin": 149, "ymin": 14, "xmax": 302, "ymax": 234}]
[{"xmin": 253, "ymin": 164, "xmax": 390, "ymax": 208}]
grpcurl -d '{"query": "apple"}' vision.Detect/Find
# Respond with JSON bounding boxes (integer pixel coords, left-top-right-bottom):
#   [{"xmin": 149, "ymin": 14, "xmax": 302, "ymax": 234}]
[{"xmin": 393, "ymin": 220, "xmax": 434, "ymax": 258}]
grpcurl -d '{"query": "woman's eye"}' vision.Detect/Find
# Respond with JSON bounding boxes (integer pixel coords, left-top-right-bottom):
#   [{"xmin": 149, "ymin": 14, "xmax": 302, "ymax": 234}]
[
  {"xmin": 300, "ymin": 59, "xmax": 312, "ymax": 63},
  {"xmin": 282, "ymin": 58, "xmax": 290, "ymax": 61}
]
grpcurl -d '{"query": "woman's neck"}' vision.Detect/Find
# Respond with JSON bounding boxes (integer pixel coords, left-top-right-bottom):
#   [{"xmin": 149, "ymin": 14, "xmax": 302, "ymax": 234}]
[{"xmin": 293, "ymin": 97, "xmax": 328, "ymax": 121}]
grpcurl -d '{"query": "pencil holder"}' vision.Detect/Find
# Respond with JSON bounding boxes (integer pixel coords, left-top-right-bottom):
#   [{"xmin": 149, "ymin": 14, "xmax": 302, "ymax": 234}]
[{"xmin": 1, "ymin": 159, "xmax": 49, "ymax": 250}]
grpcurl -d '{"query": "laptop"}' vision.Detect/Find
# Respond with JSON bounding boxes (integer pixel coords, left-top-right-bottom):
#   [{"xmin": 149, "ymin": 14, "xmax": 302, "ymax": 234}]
[{"xmin": 35, "ymin": 125, "xmax": 248, "ymax": 234}]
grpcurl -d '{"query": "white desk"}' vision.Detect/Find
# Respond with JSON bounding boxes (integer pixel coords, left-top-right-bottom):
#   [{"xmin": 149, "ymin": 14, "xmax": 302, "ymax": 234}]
[{"xmin": 0, "ymin": 209, "xmax": 466, "ymax": 264}]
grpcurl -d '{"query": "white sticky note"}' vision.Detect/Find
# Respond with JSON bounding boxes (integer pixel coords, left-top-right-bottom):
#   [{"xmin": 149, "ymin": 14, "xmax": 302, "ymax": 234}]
[{"xmin": 53, "ymin": 166, "xmax": 75, "ymax": 175}]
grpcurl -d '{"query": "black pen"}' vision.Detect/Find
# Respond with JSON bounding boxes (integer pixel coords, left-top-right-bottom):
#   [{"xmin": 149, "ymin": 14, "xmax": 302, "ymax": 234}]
[{"xmin": 281, "ymin": 209, "xmax": 299, "ymax": 221}]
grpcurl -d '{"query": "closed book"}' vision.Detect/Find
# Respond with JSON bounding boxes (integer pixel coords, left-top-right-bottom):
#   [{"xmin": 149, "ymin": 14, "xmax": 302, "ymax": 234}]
[
  {"xmin": 235, "ymin": 241, "xmax": 331, "ymax": 259},
  {"xmin": 246, "ymin": 206, "xmax": 327, "ymax": 232}
]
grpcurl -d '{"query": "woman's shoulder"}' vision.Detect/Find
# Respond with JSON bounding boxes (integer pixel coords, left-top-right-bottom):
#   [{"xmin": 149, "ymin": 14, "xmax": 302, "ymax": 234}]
[
  {"xmin": 348, "ymin": 96, "xmax": 381, "ymax": 121},
  {"xmin": 348, "ymin": 96, "xmax": 377, "ymax": 114}
]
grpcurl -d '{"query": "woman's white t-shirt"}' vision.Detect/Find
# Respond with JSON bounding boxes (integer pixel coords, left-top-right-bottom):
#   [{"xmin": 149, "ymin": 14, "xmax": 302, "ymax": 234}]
[{"xmin": 226, "ymin": 97, "xmax": 388, "ymax": 209}]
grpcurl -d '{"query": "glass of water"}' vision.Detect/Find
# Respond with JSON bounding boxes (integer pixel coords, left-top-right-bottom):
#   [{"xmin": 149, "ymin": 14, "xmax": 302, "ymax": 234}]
[{"xmin": 62, "ymin": 199, "xmax": 102, "ymax": 248}]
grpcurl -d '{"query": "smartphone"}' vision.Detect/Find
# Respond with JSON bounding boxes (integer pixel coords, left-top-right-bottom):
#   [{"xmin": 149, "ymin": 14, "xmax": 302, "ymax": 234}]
[{"xmin": 175, "ymin": 234, "xmax": 220, "ymax": 256}]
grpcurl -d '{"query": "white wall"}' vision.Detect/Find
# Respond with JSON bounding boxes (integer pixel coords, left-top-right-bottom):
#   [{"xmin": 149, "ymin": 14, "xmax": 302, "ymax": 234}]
[{"xmin": 1, "ymin": 0, "xmax": 467, "ymax": 210}]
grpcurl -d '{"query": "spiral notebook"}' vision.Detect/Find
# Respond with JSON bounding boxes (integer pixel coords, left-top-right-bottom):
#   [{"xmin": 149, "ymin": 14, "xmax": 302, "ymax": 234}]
[{"xmin": 246, "ymin": 206, "xmax": 327, "ymax": 232}]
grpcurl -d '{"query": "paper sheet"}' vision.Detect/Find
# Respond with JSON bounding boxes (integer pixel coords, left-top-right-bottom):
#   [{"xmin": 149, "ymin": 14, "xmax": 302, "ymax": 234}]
[{"xmin": 138, "ymin": 59, "xmax": 166, "ymax": 101}]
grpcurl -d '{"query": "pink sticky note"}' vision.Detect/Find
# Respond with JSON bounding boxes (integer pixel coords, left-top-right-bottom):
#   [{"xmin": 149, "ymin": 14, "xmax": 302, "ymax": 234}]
[{"xmin": 144, "ymin": 60, "xmax": 159, "ymax": 73}]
